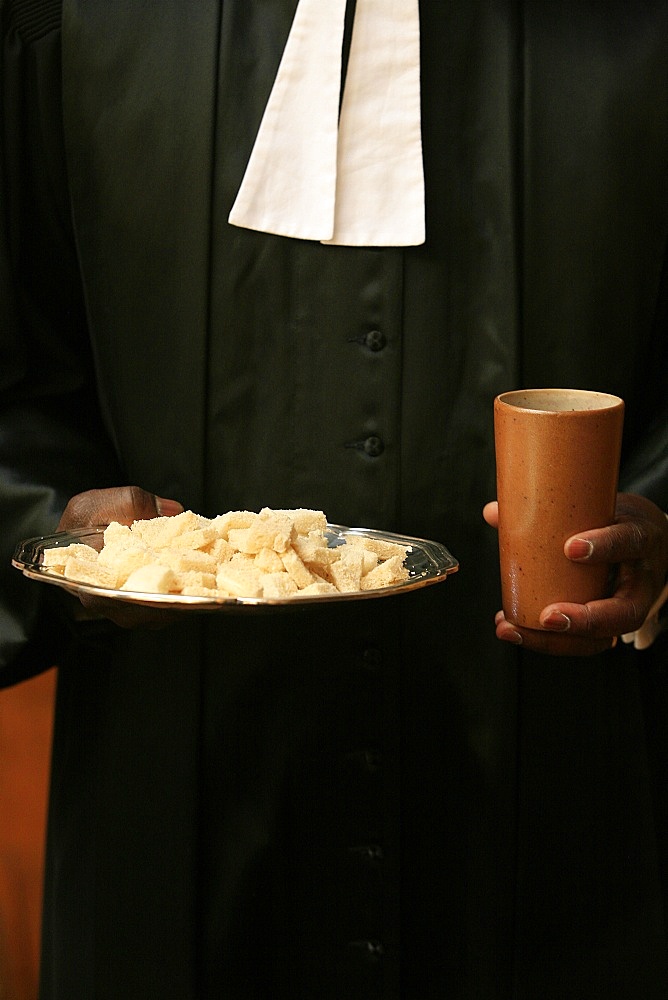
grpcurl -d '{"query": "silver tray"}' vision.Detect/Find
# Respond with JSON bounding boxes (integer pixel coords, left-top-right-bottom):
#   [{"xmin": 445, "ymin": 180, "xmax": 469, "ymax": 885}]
[{"xmin": 13, "ymin": 524, "xmax": 458, "ymax": 611}]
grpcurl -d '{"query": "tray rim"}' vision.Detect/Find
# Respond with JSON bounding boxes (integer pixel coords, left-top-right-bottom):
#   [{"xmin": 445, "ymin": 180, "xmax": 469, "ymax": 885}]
[{"xmin": 13, "ymin": 523, "xmax": 459, "ymax": 611}]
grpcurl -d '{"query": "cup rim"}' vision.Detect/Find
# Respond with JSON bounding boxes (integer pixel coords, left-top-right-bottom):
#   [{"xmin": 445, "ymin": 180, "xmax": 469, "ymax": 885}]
[{"xmin": 496, "ymin": 388, "xmax": 624, "ymax": 414}]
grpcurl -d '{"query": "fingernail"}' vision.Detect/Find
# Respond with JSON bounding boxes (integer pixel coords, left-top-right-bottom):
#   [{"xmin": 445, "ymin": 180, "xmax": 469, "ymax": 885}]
[
  {"xmin": 541, "ymin": 611, "xmax": 571, "ymax": 632},
  {"xmin": 502, "ymin": 629, "xmax": 523, "ymax": 645},
  {"xmin": 155, "ymin": 497, "xmax": 184, "ymax": 517},
  {"xmin": 566, "ymin": 538, "xmax": 594, "ymax": 561}
]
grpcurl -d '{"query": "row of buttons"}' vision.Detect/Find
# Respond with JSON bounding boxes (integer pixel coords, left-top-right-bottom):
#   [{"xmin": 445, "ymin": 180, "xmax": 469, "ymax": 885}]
[
  {"xmin": 342, "ymin": 642, "xmax": 391, "ymax": 979},
  {"xmin": 346, "ymin": 330, "xmax": 387, "ymax": 457}
]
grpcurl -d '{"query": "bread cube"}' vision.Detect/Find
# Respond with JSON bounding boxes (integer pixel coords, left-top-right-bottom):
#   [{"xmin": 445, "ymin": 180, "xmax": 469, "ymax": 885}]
[
  {"xmin": 360, "ymin": 554, "xmax": 409, "ymax": 590},
  {"xmin": 157, "ymin": 548, "xmax": 218, "ymax": 575},
  {"xmin": 209, "ymin": 510, "xmax": 257, "ymax": 538},
  {"xmin": 63, "ymin": 556, "xmax": 117, "ymax": 589},
  {"xmin": 275, "ymin": 508, "xmax": 328, "ymax": 534},
  {"xmin": 280, "ymin": 547, "xmax": 315, "ymax": 589},
  {"xmin": 130, "ymin": 510, "xmax": 204, "ymax": 547},
  {"xmin": 215, "ymin": 563, "xmax": 263, "ymax": 598},
  {"xmin": 43, "ymin": 543, "xmax": 98, "ymax": 572},
  {"xmin": 255, "ymin": 547, "xmax": 285, "ymax": 573},
  {"xmin": 261, "ymin": 572, "xmax": 299, "ymax": 599},
  {"xmin": 120, "ymin": 564, "xmax": 178, "ymax": 594},
  {"xmin": 329, "ymin": 546, "xmax": 366, "ymax": 592}
]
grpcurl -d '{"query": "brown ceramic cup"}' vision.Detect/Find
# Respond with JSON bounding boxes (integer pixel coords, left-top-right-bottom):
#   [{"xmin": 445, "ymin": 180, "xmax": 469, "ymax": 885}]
[{"xmin": 494, "ymin": 388, "xmax": 625, "ymax": 629}]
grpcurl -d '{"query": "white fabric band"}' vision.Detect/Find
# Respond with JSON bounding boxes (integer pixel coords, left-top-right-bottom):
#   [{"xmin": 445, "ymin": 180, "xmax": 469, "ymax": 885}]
[{"xmin": 228, "ymin": 0, "xmax": 425, "ymax": 247}]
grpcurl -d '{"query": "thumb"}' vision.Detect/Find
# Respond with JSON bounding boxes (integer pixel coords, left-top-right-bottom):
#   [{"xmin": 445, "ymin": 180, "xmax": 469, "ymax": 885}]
[
  {"xmin": 483, "ymin": 501, "xmax": 499, "ymax": 529},
  {"xmin": 58, "ymin": 486, "xmax": 184, "ymax": 531},
  {"xmin": 154, "ymin": 496, "xmax": 185, "ymax": 518}
]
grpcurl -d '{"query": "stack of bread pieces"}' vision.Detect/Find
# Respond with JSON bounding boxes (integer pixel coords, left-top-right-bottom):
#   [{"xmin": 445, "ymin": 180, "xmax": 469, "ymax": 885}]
[{"xmin": 41, "ymin": 507, "xmax": 411, "ymax": 600}]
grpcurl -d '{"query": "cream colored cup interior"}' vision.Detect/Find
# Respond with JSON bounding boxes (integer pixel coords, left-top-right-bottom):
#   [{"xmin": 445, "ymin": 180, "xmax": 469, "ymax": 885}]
[{"xmin": 499, "ymin": 389, "xmax": 623, "ymax": 413}]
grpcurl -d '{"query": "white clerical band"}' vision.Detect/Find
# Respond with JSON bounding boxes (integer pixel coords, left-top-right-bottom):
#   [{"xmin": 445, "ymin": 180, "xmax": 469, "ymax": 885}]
[{"xmin": 228, "ymin": 0, "xmax": 425, "ymax": 247}]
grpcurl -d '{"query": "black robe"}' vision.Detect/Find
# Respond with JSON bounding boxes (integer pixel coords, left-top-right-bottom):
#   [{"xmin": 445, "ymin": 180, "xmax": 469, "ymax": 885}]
[{"xmin": 1, "ymin": 1, "xmax": 668, "ymax": 997}]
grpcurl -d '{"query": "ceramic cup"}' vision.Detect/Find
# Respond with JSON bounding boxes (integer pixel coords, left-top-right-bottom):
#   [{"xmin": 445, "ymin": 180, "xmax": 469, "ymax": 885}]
[{"xmin": 494, "ymin": 388, "xmax": 625, "ymax": 630}]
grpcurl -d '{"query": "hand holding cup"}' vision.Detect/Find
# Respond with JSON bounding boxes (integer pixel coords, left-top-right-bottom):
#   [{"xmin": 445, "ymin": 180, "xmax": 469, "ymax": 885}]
[{"xmin": 490, "ymin": 388, "xmax": 636, "ymax": 655}]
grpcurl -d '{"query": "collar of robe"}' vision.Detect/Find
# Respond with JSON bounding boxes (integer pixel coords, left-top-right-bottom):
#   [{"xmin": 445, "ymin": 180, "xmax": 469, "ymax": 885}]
[{"xmin": 228, "ymin": 0, "xmax": 425, "ymax": 247}]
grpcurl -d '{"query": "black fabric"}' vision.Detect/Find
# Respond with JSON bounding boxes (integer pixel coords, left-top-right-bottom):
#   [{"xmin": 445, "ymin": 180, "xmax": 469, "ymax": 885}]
[{"xmin": 1, "ymin": 1, "xmax": 668, "ymax": 997}]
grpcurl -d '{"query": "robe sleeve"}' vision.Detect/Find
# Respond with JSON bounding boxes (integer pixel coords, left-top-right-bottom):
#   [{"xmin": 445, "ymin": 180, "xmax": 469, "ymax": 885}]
[
  {"xmin": 618, "ymin": 247, "xmax": 668, "ymax": 511},
  {"xmin": 620, "ymin": 407, "xmax": 668, "ymax": 512},
  {"xmin": 0, "ymin": 3, "xmax": 121, "ymax": 686}
]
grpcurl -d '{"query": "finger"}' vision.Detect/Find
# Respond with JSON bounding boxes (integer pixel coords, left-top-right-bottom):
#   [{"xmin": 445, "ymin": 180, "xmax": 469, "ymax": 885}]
[
  {"xmin": 494, "ymin": 611, "xmax": 616, "ymax": 657},
  {"xmin": 539, "ymin": 586, "xmax": 652, "ymax": 642},
  {"xmin": 59, "ymin": 487, "xmax": 183, "ymax": 531},
  {"xmin": 537, "ymin": 597, "xmax": 642, "ymax": 640},
  {"xmin": 540, "ymin": 555, "xmax": 658, "ymax": 637},
  {"xmin": 482, "ymin": 501, "xmax": 498, "ymax": 528},
  {"xmin": 564, "ymin": 519, "xmax": 650, "ymax": 565}
]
